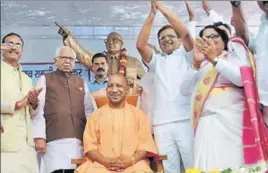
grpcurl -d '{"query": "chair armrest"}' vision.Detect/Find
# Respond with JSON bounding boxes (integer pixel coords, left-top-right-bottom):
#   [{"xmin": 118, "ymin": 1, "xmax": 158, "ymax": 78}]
[
  {"xmin": 71, "ymin": 158, "xmax": 86, "ymax": 165},
  {"xmin": 147, "ymin": 153, "xmax": 167, "ymax": 161},
  {"xmin": 150, "ymin": 155, "xmax": 167, "ymax": 161}
]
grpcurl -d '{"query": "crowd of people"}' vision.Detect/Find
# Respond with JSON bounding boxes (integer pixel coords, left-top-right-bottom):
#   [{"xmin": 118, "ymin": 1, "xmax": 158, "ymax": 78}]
[{"xmin": 1, "ymin": 1, "xmax": 268, "ymax": 173}]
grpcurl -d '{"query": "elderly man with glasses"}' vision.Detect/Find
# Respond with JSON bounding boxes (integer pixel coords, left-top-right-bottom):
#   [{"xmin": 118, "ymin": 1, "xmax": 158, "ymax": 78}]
[
  {"xmin": 56, "ymin": 23, "xmax": 145, "ymax": 90},
  {"xmin": 32, "ymin": 46, "xmax": 94, "ymax": 173}
]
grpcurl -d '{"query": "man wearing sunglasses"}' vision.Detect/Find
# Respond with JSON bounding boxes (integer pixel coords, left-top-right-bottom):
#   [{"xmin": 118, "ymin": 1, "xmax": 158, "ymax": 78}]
[
  {"xmin": 56, "ymin": 24, "xmax": 145, "ymax": 90},
  {"xmin": 1, "ymin": 32, "xmax": 41, "ymax": 173},
  {"xmin": 137, "ymin": 2, "xmax": 194, "ymax": 173}
]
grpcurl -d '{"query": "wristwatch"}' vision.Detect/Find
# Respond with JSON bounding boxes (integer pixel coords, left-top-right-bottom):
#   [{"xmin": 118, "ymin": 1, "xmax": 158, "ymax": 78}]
[
  {"xmin": 230, "ymin": 1, "xmax": 241, "ymax": 7},
  {"xmin": 212, "ymin": 57, "xmax": 219, "ymax": 66}
]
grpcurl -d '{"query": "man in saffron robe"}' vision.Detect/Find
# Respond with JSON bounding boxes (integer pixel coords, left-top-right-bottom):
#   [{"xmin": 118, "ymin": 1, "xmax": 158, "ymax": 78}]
[{"xmin": 75, "ymin": 74, "xmax": 157, "ymax": 173}]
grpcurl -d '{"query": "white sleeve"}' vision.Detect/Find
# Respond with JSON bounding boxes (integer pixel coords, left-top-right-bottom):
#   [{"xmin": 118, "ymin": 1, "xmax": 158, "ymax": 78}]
[
  {"xmin": 31, "ymin": 75, "xmax": 46, "ymax": 140},
  {"xmin": 143, "ymin": 50, "xmax": 158, "ymax": 72},
  {"xmin": 180, "ymin": 68, "xmax": 199, "ymax": 96},
  {"xmin": 84, "ymin": 80, "xmax": 94, "ymax": 118},
  {"xmin": 187, "ymin": 21, "xmax": 197, "ymax": 38},
  {"xmin": 208, "ymin": 9, "xmax": 225, "ymax": 24},
  {"xmin": 183, "ymin": 47, "xmax": 194, "ymax": 65},
  {"xmin": 215, "ymin": 42, "xmax": 250, "ymax": 87}
]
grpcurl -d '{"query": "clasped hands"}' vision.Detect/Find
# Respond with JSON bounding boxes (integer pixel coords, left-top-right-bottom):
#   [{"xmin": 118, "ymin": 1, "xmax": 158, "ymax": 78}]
[
  {"xmin": 17, "ymin": 88, "xmax": 43, "ymax": 110},
  {"xmin": 193, "ymin": 37, "xmax": 218, "ymax": 68},
  {"xmin": 102, "ymin": 156, "xmax": 133, "ymax": 172}
]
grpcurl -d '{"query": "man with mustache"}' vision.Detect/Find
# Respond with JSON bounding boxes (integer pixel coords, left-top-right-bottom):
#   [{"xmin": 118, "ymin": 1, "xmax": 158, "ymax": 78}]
[
  {"xmin": 74, "ymin": 74, "xmax": 157, "ymax": 173},
  {"xmin": 1, "ymin": 32, "xmax": 41, "ymax": 173},
  {"xmin": 136, "ymin": 2, "xmax": 194, "ymax": 173},
  {"xmin": 231, "ymin": 1, "xmax": 268, "ymax": 128},
  {"xmin": 32, "ymin": 46, "xmax": 94, "ymax": 173},
  {"xmin": 88, "ymin": 52, "xmax": 109, "ymax": 98},
  {"xmin": 56, "ymin": 24, "xmax": 145, "ymax": 89}
]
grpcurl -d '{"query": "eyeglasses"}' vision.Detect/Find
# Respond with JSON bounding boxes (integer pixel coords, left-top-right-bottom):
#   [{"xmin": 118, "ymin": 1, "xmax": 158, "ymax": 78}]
[
  {"xmin": 104, "ymin": 38, "xmax": 122, "ymax": 44},
  {"xmin": 204, "ymin": 34, "xmax": 220, "ymax": 39},
  {"xmin": 158, "ymin": 34, "xmax": 177, "ymax": 41},
  {"xmin": 5, "ymin": 41, "xmax": 22, "ymax": 49},
  {"xmin": 58, "ymin": 56, "xmax": 75, "ymax": 62}
]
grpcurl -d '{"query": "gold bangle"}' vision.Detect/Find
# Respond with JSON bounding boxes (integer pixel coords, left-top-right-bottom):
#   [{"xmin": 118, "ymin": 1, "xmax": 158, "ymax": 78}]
[{"xmin": 131, "ymin": 156, "xmax": 135, "ymax": 166}]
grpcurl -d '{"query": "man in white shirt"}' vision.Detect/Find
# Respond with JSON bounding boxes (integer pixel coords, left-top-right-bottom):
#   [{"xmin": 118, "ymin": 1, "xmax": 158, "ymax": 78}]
[
  {"xmin": 231, "ymin": 1, "xmax": 268, "ymax": 127},
  {"xmin": 136, "ymin": 2, "xmax": 194, "ymax": 173},
  {"xmin": 32, "ymin": 46, "xmax": 93, "ymax": 173}
]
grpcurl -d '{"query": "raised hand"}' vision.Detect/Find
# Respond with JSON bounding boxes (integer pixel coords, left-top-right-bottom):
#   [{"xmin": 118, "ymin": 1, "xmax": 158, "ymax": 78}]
[
  {"xmin": 185, "ymin": 1, "xmax": 195, "ymax": 21},
  {"xmin": 153, "ymin": 1, "xmax": 164, "ymax": 11},
  {"xmin": 151, "ymin": 1, "xmax": 157, "ymax": 14},
  {"xmin": 55, "ymin": 22, "xmax": 71, "ymax": 39},
  {"xmin": 194, "ymin": 38, "xmax": 206, "ymax": 68},
  {"xmin": 201, "ymin": 1, "xmax": 211, "ymax": 13},
  {"xmin": 198, "ymin": 37, "xmax": 218, "ymax": 63},
  {"xmin": 230, "ymin": 1, "xmax": 241, "ymax": 7},
  {"xmin": 0, "ymin": 43, "xmax": 11, "ymax": 53}
]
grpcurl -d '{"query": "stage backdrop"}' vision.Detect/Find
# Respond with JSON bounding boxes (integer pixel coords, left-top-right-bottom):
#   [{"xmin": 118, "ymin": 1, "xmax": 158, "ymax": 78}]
[{"xmin": 21, "ymin": 62, "xmax": 93, "ymax": 84}]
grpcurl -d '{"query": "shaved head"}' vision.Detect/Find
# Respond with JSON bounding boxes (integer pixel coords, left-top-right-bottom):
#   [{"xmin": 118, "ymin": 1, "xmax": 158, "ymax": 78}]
[
  {"xmin": 107, "ymin": 32, "xmax": 123, "ymax": 43},
  {"xmin": 107, "ymin": 74, "xmax": 128, "ymax": 108},
  {"xmin": 108, "ymin": 74, "xmax": 128, "ymax": 88}
]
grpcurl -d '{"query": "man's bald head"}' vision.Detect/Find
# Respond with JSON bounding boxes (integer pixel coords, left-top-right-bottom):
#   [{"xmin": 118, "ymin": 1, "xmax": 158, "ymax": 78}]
[
  {"xmin": 107, "ymin": 32, "xmax": 123, "ymax": 43},
  {"xmin": 108, "ymin": 74, "xmax": 128, "ymax": 88},
  {"xmin": 106, "ymin": 74, "xmax": 128, "ymax": 107},
  {"xmin": 105, "ymin": 32, "xmax": 123, "ymax": 54}
]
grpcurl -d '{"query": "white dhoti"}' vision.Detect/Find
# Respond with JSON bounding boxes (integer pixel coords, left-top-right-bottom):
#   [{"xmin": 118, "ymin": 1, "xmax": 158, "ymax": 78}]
[{"xmin": 1, "ymin": 118, "xmax": 38, "ymax": 173}]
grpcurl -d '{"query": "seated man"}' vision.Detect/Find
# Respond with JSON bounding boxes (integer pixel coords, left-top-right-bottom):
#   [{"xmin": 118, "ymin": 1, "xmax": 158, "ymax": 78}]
[{"xmin": 75, "ymin": 74, "xmax": 157, "ymax": 173}]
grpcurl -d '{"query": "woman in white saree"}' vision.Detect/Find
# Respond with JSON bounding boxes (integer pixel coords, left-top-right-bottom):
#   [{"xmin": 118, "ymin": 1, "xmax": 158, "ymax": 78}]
[{"xmin": 180, "ymin": 24, "xmax": 268, "ymax": 172}]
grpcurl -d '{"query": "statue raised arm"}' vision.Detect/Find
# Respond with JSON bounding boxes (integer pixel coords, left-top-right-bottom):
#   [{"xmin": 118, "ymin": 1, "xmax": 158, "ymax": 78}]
[{"xmin": 55, "ymin": 22, "xmax": 92, "ymax": 69}]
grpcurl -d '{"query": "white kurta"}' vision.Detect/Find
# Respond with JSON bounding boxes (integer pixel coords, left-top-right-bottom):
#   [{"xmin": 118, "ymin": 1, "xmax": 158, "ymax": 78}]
[
  {"xmin": 1, "ymin": 61, "xmax": 38, "ymax": 173},
  {"xmin": 32, "ymin": 75, "xmax": 93, "ymax": 173},
  {"xmin": 1, "ymin": 118, "xmax": 39, "ymax": 173},
  {"xmin": 180, "ymin": 42, "xmax": 250, "ymax": 171},
  {"xmin": 248, "ymin": 15, "xmax": 268, "ymax": 106},
  {"xmin": 145, "ymin": 47, "xmax": 194, "ymax": 173}
]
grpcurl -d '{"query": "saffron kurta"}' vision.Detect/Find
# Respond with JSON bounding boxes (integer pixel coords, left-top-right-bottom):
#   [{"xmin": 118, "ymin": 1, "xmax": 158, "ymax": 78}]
[{"xmin": 75, "ymin": 103, "xmax": 157, "ymax": 173}]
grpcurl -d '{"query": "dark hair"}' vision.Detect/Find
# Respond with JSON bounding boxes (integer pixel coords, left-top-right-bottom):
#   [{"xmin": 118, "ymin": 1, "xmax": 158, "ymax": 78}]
[
  {"xmin": 2, "ymin": 32, "xmax": 24, "ymax": 46},
  {"xmin": 213, "ymin": 22, "xmax": 232, "ymax": 35},
  {"xmin": 92, "ymin": 52, "xmax": 108, "ymax": 64},
  {"xmin": 157, "ymin": 25, "xmax": 180, "ymax": 40},
  {"xmin": 199, "ymin": 25, "xmax": 229, "ymax": 51}
]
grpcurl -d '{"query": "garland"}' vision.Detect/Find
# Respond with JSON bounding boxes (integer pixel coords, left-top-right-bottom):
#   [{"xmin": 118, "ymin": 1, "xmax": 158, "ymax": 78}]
[{"xmin": 119, "ymin": 48, "xmax": 128, "ymax": 76}]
